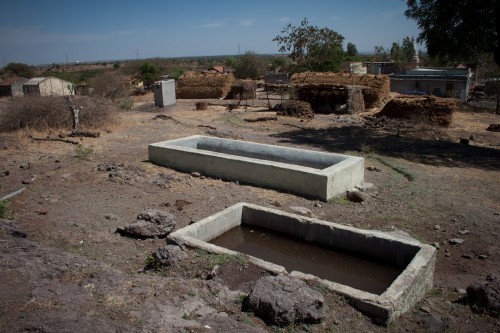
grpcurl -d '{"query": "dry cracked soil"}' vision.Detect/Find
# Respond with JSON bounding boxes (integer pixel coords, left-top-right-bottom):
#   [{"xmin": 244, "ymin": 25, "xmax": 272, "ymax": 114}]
[{"xmin": 0, "ymin": 94, "xmax": 499, "ymax": 333}]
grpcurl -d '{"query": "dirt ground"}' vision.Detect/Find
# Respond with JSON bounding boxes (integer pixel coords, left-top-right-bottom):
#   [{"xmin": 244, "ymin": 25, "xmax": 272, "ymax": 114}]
[{"xmin": 0, "ymin": 92, "xmax": 499, "ymax": 332}]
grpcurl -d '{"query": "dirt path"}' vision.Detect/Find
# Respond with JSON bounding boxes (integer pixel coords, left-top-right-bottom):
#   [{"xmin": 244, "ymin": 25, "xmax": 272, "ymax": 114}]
[{"xmin": 0, "ymin": 98, "xmax": 499, "ymax": 332}]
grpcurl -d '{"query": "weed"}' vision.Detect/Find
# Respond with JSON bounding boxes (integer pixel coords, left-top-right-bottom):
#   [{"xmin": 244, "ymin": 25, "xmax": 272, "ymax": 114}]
[
  {"xmin": 74, "ymin": 144, "xmax": 94, "ymax": 160},
  {"xmin": 144, "ymin": 255, "xmax": 162, "ymax": 271},
  {"xmin": 119, "ymin": 98, "xmax": 134, "ymax": 110},
  {"xmin": 359, "ymin": 144, "xmax": 378, "ymax": 156},
  {"xmin": 329, "ymin": 196, "xmax": 350, "ymax": 206},
  {"xmin": 375, "ymin": 157, "xmax": 415, "ymax": 181},
  {"xmin": 0, "ymin": 201, "xmax": 14, "ymax": 219},
  {"xmin": 195, "ymin": 249, "xmax": 248, "ymax": 268},
  {"xmin": 187, "ymin": 290, "xmax": 196, "ymax": 297}
]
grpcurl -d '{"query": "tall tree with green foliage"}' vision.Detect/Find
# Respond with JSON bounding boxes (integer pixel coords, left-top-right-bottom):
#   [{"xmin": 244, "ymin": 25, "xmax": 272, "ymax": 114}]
[
  {"xmin": 234, "ymin": 52, "xmax": 267, "ymax": 79},
  {"xmin": 225, "ymin": 56, "xmax": 237, "ymax": 69},
  {"xmin": 273, "ymin": 18, "xmax": 345, "ymax": 72},
  {"xmin": 139, "ymin": 62, "xmax": 160, "ymax": 90},
  {"xmin": 346, "ymin": 43, "xmax": 358, "ymax": 59},
  {"xmin": 405, "ymin": 0, "xmax": 499, "ymax": 66},
  {"xmin": 4, "ymin": 63, "xmax": 35, "ymax": 78},
  {"xmin": 402, "ymin": 37, "xmax": 416, "ymax": 62},
  {"xmin": 390, "ymin": 42, "xmax": 405, "ymax": 66}
]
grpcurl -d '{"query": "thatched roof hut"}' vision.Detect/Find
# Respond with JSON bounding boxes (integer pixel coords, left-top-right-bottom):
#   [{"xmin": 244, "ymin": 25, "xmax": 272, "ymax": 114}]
[
  {"xmin": 377, "ymin": 95, "xmax": 456, "ymax": 127},
  {"xmin": 226, "ymin": 80, "xmax": 256, "ymax": 100},
  {"xmin": 177, "ymin": 72, "xmax": 235, "ymax": 99},
  {"xmin": 290, "ymin": 72, "xmax": 391, "ymax": 109}
]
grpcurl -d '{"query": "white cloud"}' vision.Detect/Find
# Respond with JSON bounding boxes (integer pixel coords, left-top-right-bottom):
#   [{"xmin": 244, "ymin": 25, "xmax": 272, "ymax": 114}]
[
  {"xmin": 239, "ymin": 19, "xmax": 255, "ymax": 26},
  {"xmin": 199, "ymin": 23, "xmax": 223, "ymax": 28}
]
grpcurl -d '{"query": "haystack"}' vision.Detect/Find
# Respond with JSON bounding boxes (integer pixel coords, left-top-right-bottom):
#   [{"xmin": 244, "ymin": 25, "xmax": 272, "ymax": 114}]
[
  {"xmin": 377, "ymin": 95, "xmax": 457, "ymax": 127},
  {"xmin": 274, "ymin": 100, "xmax": 314, "ymax": 119},
  {"xmin": 291, "ymin": 72, "xmax": 390, "ymax": 109},
  {"xmin": 177, "ymin": 72, "xmax": 235, "ymax": 99},
  {"xmin": 293, "ymin": 84, "xmax": 365, "ymax": 114},
  {"xmin": 226, "ymin": 80, "xmax": 256, "ymax": 100}
]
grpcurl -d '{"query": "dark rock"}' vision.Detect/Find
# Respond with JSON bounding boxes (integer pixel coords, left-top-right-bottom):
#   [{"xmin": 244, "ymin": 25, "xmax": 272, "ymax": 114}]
[
  {"xmin": 459, "ymin": 138, "xmax": 470, "ymax": 145},
  {"xmin": 486, "ymin": 124, "xmax": 500, "ymax": 132},
  {"xmin": 21, "ymin": 179, "xmax": 32, "ymax": 185},
  {"xmin": 0, "ymin": 219, "xmax": 27, "ymax": 238},
  {"xmin": 191, "ymin": 172, "xmax": 201, "ymax": 177},
  {"xmin": 416, "ymin": 312, "xmax": 449, "ymax": 333},
  {"xmin": 346, "ymin": 190, "xmax": 368, "ymax": 203},
  {"xmin": 104, "ymin": 214, "xmax": 118, "ymax": 221},
  {"xmin": 117, "ymin": 209, "xmax": 175, "ymax": 239},
  {"xmin": 449, "ymin": 238, "xmax": 464, "ymax": 245},
  {"xmin": 243, "ymin": 275, "xmax": 324, "ymax": 325},
  {"xmin": 467, "ymin": 275, "xmax": 500, "ymax": 317},
  {"xmin": 148, "ymin": 245, "xmax": 187, "ymax": 270}
]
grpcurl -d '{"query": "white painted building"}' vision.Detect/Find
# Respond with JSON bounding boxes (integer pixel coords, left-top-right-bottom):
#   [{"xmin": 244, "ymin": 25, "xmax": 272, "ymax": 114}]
[{"xmin": 23, "ymin": 77, "xmax": 74, "ymax": 96}]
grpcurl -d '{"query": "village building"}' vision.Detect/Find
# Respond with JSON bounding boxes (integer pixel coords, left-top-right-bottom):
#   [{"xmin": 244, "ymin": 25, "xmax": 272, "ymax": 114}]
[
  {"xmin": 22, "ymin": 76, "xmax": 74, "ymax": 96},
  {"xmin": 0, "ymin": 77, "xmax": 29, "ymax": 97},
  {"xmin": 389, "ymin": 68, "xmax": 473, "ymax": 101}
]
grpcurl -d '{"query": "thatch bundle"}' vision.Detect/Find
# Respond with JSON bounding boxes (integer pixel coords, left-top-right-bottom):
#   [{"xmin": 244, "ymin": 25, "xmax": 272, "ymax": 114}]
[
  {"xmin": 177, "ymin": 72, "xmax": 235, "ymax": 99},
  {"xmin": 274, "ymin": 100, "xmax": 314, "ymax": 119},
  {"xmin": 377, "ymin": 95, "xmax": 457, "ymax": 127},
  {"xmin": 290, "ymin": 72, "xmax": 390, "ymax": 108},
  {"xmin": 292, "ymin": 84, "xmax": 365, "ymax": 114},
  {"xmin": 227, "ymin": 80, "xmax": 256, "ymax": 100}
]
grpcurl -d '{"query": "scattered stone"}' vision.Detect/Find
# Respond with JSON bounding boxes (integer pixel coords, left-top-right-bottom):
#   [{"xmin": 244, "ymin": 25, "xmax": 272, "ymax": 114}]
[
  {"xmin": 455, "ymin": 288, "xmax": 467, "ymax": 295},
  {"xmin": 486, "ymin": 124, "xmax": 500, "ymax": 132},
  {"xmin": 467, "ymin": 275, "xmax": 500, "ymax": 317},
  {"xmin": 289, "ymin": 206, "xmax": 316, "ymax": 218},
  {"xmin": 243, "ymin": 275, "xmax": 324, "ymax": 325},
  {"xmin": 434, "ymin": 225, "xmax": 441, "ymax": 231},
  {"xmin": 191, "ymin": 172, "xmax": 201, "ymax": 177},
  {"xmin": 366, "ymin": 166, "xmax": 381, "ymax": 172},
  {"xmin": 174, "ymin": 199, "xmax": 192, "ymax": 211},
  {"xmin": 416, "ymin": 312, "xmax": 449, "ymax": 333},
  {"xmin": 147, "ymin": 245, "xmax": 187, "ymax": 270},
  {"xmin": 346, "ymin": 190, "xmax": 368, "ymax": 203},
  {"xmin": 431, "ymin": 242, "xmax": 440, "ymax": 249},
  {"xmin": 452, "ymin": 217, "xmax": 459, "ymax": 222},
  {"xmin": 458, "ymin": 229, "xmax": 470, "ymax": 235},
  {"xmin": 478, "ymin": 254, "xmax": 488, "ymax": 260},
  {"xmin": 449, "ymin": 238, "xmax": 464, "ymax": 245},
  {"xmin": 461, "ymin": 254, "xmax": 473, "ymax": 259},
  {"xmin": 494, "ymin": 212, "xmax": 500, "ymax": 216},
  {"xmin": 270, "ymin": 201, "xmax": 282, "ymax": 207},
  {"xmin": 0, "ymin": 170, "xmax": 9, "ymax": 177},
  {"xmin": 116, "ymin": 209, "xmax": 176, "ymax": 239},
  {"xmin": 19, "ymin": 163, "xmax": 30, "ymax": 169},
  {"xmin": 420, "ymin": 306, "xmax": 432, "ymax": 313},
  {"xmin": 314, "ymin": 201, "xmax": 322, "ymax": 208},
  {"xmin": 21, "ymin": 179, "xmax": 32, "ymax": 185},
  {"xmin": 36, "ymin": 208, "xmax": 48, "ymax": 215},
  {"xmin": 62, "ymin": 173, "xmax": 72, "ymax": 180},
  {"xmin": 355, "ymin": 182, "xmax": 375, "ymax": 192},
  {"xmin": 104, "ymin": 214, "xmax": 119, "ymax": 221}
]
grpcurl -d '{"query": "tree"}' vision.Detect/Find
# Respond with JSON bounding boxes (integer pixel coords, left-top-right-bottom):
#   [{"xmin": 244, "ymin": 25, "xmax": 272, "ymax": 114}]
[
  {"xmin": 374, "ymin": 46, "xmax": 387, "ymax": 62},
  {"xmin": 405, "ymin": 0, "xmax": 499, "ymax": 66},
  {"xmin": 138, "ymin": 62, "xmax": 160, "ymax": 90},
  {"xmin": 270, "ymin": 56, "xmax": 289, "ymax": 73},
  {"xmin": 402, "ymin": 37, "xmax": 416, "ymax": 62},
  {"xmin": 273, "ymin": 18, "xmax": 345, "ymax": 72},
  {"xmin": 234, "ymin": 51, "xmax": 267, "ymax": 79},
  {"xmin": 346, "ymin": 43, "xmax": 358, "ymax": 58},
  {"xmin": 390, "ymin": 42, "xmax": 406, "ymax": 68},
  {"xmin": 4, "ymin": 62, "xmax": 35, "ymax": 78},
  {"xmin": 225, "ymin": 56, "xmax": 237, "ymax": 69}
]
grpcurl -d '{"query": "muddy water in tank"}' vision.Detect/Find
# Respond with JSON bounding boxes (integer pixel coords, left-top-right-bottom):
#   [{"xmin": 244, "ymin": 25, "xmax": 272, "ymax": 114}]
[{"xmin": 210, "ymin": 224, "xmax": 403, "ymax": 295}]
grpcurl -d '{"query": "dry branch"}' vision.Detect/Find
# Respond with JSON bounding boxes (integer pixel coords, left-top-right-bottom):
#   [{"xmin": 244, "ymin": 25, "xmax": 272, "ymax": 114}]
[
  {"xmin": 30, "ymin": 135, "xmax": 79, "ymax": 145},
  {"xmin": 244, "ymin": 116, "xmax": 277, "ymax": 122}
]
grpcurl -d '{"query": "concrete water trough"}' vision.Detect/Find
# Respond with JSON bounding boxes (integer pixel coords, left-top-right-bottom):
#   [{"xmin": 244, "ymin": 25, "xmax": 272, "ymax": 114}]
[
  {"xmin": 168, "ymin": 203, "xmax": 436, "ymax": 325},
  {"xmin": 148, "ymin": 135, "xmax": 364, "ymax": 201}
]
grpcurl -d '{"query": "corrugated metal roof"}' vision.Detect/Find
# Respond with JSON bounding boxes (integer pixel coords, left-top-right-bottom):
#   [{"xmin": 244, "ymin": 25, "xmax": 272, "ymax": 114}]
[
  {"xmin": 390, "ymin": 75, "xmax": 468, "ymax": 81},
  {"xmin": 24, "ymin": 77, "xmax": 47, "ymax": 85}
]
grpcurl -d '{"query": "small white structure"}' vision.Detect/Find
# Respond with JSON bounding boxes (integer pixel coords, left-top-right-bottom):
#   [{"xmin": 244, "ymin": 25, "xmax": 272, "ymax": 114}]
[
  {"xmin": 23, "ymin": 77, "xmax": 74, "ymax": 96},
  {"xmin": 390, "ymin": 68, "xmax": 473, "ymax": 101},
  {"xmin": 153, "ymin": 79, "xmax": 176, "ymax": 107}
]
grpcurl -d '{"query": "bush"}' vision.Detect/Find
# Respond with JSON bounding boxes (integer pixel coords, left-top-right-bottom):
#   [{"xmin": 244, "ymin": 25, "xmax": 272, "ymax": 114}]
[{"xmin": 0, "ymin": 95, "xmax": 119, "ymax": 132}]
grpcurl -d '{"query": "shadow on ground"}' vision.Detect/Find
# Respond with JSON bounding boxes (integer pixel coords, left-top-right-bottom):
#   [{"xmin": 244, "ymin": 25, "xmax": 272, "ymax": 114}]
[{"xmin": 271, "ymin": 126, "xmax": 500, "ymax": 170}]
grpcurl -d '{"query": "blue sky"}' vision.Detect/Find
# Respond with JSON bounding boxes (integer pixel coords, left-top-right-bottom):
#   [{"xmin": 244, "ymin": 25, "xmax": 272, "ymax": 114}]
[{"xmin": 0, "ymin": 0, "xmax": 421, "ymax": 65}]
